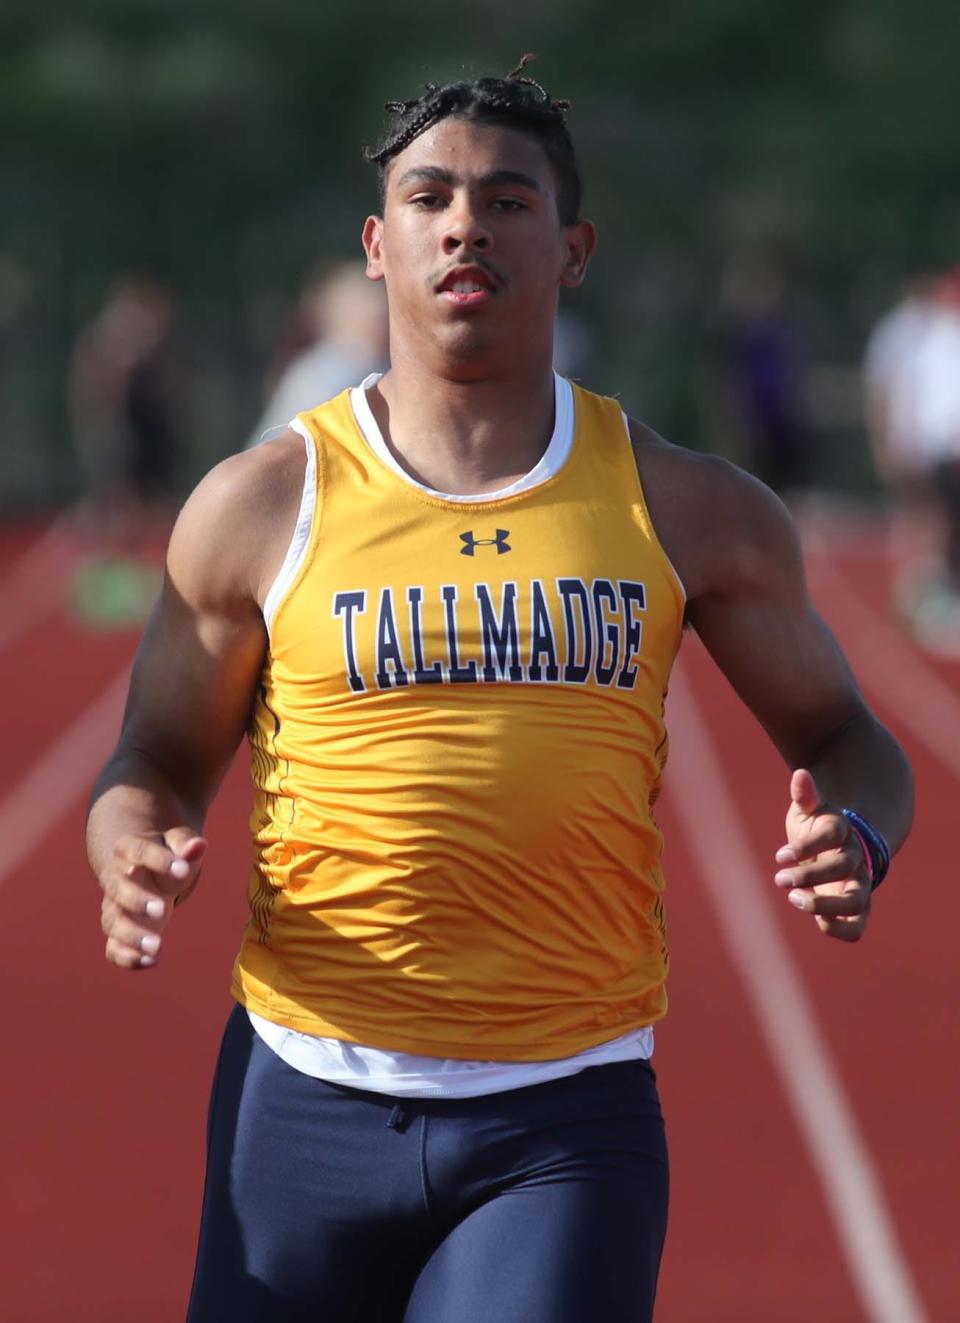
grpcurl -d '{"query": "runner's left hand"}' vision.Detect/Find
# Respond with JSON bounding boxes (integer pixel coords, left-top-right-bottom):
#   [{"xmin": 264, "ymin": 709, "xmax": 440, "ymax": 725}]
[{"xmin": 773, "ymin": 768, "xmax": 871, "ymax": 943}]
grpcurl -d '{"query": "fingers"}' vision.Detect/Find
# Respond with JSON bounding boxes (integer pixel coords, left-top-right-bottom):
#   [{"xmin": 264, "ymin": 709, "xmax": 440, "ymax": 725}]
[
  {"xmin": 163, "ymin": 833, "xmax": 207, "ymax": 907},
  {"xmin": 778, "ymin": 768, "xmax": 833, "ymax": 871},
  {"xmin": 776, "ymin": 802, "xmax": 862, "ymax": 893},
  {"xmin": 776, "ymin": 807, "xmax": 848, "ymax": 868},
  {"xmin": 101, "ymin": 896, "xmax": 164, "ymax": 969},
  {"xmin": 98, "ymin": 831, "xmax": 208, "ymax": 970},
  {"xmin": 120, "ymin": 832, "xmax": 206, "ymax": 898},
  {"xmin": 103, "ymin": 866, "xmax": 170, "ymax": 921},
  {"xmin": 105, "ymin": 935, "xmax": 153, "ymax": 970},
  {"xmin": 783, "ymin": 877, "xmax": 870, "ymax": 919},
  {"xmin": 789, "ymin": 768, "xmax": 821, "ymax": 819},
  {"xmin": 783, "ymin": 877, "xmax": 871, "ymax": 944},
  {"xmin": 103, "ymin": 833, "xmax": 207, "ymax": 905},
  {"xmin": 815, "ymin": 913, "xmax": 869, "ymax": 944},
  {"xmin": 775, "ymin": 841, "xmax": 863, "ymax": 894},
  {"xmin": 774, "ymin": 785, "xmax": 872, "ymax": 940},
  {"xmin": 165, "ymin": 830, "xmax": 208, "ymax": 868}
]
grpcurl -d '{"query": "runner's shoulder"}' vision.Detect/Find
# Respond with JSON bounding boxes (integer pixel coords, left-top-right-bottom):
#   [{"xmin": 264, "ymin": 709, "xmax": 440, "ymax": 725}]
[
  {"xmin": 626, "ymin": 417, "xmax": 803, "ymax": 601},
  {"xmin": 167, "ymin": 429, "xmax": 307, "ymax": 607}
]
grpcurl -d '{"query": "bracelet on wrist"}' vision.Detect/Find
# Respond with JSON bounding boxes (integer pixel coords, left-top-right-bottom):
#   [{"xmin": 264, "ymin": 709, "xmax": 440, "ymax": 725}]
[{"xmin": 840, "ymin": 808, "xmax": 890, "ymax": 891}]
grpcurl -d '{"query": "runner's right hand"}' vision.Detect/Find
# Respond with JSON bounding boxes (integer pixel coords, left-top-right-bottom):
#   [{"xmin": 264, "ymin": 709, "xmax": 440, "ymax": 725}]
[{"xmin": 99, "ymin": 830, "xmax": 207, "ymax": 969}]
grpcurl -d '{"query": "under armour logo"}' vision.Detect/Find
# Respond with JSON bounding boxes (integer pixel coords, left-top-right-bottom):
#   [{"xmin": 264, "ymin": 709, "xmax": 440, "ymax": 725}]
[{"xmin": 459, "ymin": 529, "xmax": 511, "ymax": 556}]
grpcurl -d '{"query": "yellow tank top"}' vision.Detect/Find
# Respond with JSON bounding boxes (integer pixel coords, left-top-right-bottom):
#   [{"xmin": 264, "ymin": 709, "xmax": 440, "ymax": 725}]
[{"xmin": 231, "ymin": 376, "xmax": 685, "ymax": 1059}]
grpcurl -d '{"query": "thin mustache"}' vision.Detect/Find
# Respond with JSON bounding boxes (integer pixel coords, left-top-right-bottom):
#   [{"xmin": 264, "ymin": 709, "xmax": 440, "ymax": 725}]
[{"xmin": 435, "ymin": 258, "xmax": 507, "ymax": 289}]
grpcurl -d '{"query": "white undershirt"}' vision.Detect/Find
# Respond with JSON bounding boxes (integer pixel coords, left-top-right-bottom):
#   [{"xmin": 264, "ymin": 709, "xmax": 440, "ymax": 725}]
[
  {"xmin": 248, "ymin": 371, "xmax": 654, "ymax": 1096},
  {"xmin": 249, "ymin": 1011, "xmax": 653, "ymax": 1098}
]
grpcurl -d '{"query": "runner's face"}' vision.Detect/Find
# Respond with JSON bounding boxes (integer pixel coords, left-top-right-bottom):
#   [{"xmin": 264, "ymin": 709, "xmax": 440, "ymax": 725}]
[{"xmin": 363, "ymin": 118, "xmax": 595, "ymax": 372}]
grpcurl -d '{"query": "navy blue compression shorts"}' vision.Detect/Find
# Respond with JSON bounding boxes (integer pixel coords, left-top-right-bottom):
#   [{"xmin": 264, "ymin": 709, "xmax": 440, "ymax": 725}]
[{"xmin": 186, "ymin": 1004, "xmax": 669, "ymax": 1322}]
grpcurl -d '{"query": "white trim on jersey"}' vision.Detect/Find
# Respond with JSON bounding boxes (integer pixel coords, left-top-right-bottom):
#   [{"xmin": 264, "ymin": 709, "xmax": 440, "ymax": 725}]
[
  {"xmin": 349, "ymin": 370, "xmax": 575, "ymax": 502},
  {"xmin": 262, "ymin": 421, "xmax": 317, "ymax": 637}
]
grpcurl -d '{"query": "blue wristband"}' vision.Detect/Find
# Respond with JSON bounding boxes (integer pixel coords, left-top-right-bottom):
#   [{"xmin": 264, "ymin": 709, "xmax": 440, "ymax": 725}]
[{"xmin": 840, "ymin": 808, "xmax": 890, "ymax": 891}]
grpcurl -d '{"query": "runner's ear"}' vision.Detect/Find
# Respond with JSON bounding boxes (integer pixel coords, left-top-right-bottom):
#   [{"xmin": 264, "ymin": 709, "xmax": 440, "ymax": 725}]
[
  {"xmin": 559, "ymin": 220, "xmax": 597, "ymax": 289},
  {"xmin": 363, "ymin": 216, "xmax": 386, "ymax": 282}
]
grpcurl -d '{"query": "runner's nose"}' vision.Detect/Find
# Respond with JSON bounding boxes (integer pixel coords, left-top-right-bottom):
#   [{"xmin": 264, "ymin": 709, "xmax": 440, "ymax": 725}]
[{"xmin": 442, "ymin": 198, "xmax": 492, "ymax": 254}]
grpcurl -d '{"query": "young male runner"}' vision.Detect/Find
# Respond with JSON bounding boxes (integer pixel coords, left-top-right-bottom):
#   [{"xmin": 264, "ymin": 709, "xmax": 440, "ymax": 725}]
[{"xmin": 88, "ymin": 62, "xmax": 913, "ymax": 1322}]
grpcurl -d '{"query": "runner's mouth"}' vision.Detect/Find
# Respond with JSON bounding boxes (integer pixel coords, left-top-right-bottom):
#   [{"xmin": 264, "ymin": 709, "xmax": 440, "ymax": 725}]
[{"xmin": 437, "ymin": 266, "xmax": 500, "ymax": 306}]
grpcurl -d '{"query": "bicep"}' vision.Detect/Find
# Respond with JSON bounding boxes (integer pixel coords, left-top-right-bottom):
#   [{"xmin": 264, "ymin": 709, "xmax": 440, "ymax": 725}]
[
  {"xmin": 118, "ymin": 575, "xmax": 266, "ymax": 809},
  {"xmin": 686, "ymin": 503, "xmax": 866, "ymax": 767},
  {"xmin": 630, "ymin": 418, "xmax": 871, "ymax": 766},
  {"xmin": 116, "ymin": 481, "xmax": 270, "ymax": 809}
]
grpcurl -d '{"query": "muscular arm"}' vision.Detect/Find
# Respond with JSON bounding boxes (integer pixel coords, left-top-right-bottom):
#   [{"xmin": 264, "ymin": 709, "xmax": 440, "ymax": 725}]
[
  {"xmin": 686, "ymin": 466, "xmax": 911, "ymax": 844},
  {"xmin": 632, "ymin": 421, "xmax": 914, "ymax": 940},
  {"xmin": 88, "ymin": 434, "xmax": 305, "ymax": 967}
]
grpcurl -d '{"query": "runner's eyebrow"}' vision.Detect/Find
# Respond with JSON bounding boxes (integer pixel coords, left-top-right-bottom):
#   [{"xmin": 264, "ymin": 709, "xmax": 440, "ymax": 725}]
[
  {"xmin": 480, "ymin": 170, "xmax": 541, "ymax": 191},
  {"xmin": 396, "ymin": 166, "xmax": 541, "ymax": 192}
]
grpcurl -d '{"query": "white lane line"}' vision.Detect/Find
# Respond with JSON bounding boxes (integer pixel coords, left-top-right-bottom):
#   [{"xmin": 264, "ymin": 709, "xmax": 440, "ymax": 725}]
[
  {"xmin": 665, "ymin": 652, "xmax": 928, "ymax": 1323},
  {"xmin": 0, "ymin": 516, "xmax": 75, "ymax": 657},
  {"xmin": 0, "ymin": 668, "xmax": 129, "ymax": 888},
  {"xmin": 806, "ymin": 549, "xmax": 960, "ymax": 783}
]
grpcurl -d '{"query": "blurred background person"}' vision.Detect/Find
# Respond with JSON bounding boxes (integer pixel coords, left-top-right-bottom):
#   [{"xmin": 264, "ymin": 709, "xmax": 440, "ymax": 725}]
[
  {"xmin": 247, "ymin": 261, "xmax": 388, "ymax": 448},
  {"xmin": 69, "ymin": 274, "xmax": 180, "ymax": 533},
  {"xmin": 932, "ymin": 270, "xmax": 960, "ymax": 594},
  {"xmin": 720, "ymin": 251, "xmax": 810, "ymax": 497},
  {"xmin": 863, "ymin": 271, "xmax": 939, "ymax": 568},
  {"xmin": 67, "ymin": 275, "xmax": 181, "ymax": 624},
  {"xmin": 864, "ymin": 268, "xmax": 960, "ymax": 650}
]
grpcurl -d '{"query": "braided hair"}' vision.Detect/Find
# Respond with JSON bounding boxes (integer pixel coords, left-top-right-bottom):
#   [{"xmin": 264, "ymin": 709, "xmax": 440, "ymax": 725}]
[{"xmin": 365, "ymin": 55, "xmax": 582, "ymax": 224}]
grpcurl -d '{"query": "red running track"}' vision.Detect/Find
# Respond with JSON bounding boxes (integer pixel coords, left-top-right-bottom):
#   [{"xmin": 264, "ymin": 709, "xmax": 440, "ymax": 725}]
[{"xmin": 0, "ymin": 516, "xmax": 955, "ymax": 1322}]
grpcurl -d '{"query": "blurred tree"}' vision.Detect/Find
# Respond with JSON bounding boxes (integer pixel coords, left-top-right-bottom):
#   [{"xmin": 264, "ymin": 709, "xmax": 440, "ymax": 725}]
[{"xmin": 2, "ymin": 0, "xmax": 959, "ymax": 504}]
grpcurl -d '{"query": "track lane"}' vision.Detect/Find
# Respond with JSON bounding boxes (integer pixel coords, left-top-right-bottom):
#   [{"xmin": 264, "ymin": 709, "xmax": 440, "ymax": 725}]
[
  {"xmin": 662, "ymin": 536, "xmax": 953, "ymax": 1321},
  {"xmin": 1, "ymin": 756, "xmax": 251, "ymax": 1323},
  {"xmin": 1, "ymin": 519, "xmax": 953, "ymax": 1320},
  {"xmin": 654, "ymin": 779, "xmax": 865, "ymax": 1321},
  {"xmin": 0, "ymin": 604, "xmax": 140, "ymax": 804},
  {"xmin": 659, "ymin": 638, "xmax": 928, "ymax": 1322},
  {"xmin": 802, "ymin": 541, "xmax": 960, "ymax": 1322}
]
